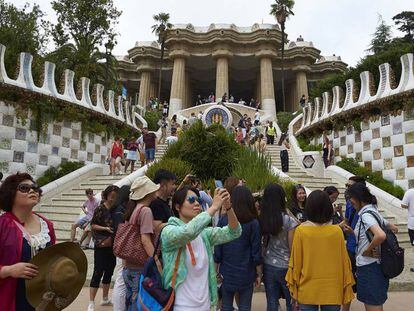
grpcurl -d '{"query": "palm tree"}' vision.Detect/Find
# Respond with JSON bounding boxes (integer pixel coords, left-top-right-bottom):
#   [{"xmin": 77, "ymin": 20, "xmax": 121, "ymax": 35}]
[
  {"xmin": 152, "ymin": 12, "xmax": 172, "ymax": 101},
  {"xmin": 270, "ymin": 0, "xmax": 295, "ymax": 112}
]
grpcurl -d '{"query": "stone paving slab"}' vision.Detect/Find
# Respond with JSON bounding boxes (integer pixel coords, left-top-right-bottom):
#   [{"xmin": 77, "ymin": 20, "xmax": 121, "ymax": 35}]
[{"xmin": 66, "ymin": 290, "xmax": 414, "ymax": 311}]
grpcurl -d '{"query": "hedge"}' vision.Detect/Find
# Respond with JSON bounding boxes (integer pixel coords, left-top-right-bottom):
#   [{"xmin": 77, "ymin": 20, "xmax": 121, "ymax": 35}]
[
  {"xmin": 336, "ymin": 158, "xmax": 404, "ymax": 199},
  {"xmin": 37, "ymin": 161, "xmax": 85, "ymax": 187}
]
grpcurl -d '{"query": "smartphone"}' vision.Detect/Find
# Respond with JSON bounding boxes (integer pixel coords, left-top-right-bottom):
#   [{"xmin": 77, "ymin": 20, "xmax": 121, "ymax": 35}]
[{"xmin": 214, "ymin": 180, "xmax": 224, "ymax": 189}]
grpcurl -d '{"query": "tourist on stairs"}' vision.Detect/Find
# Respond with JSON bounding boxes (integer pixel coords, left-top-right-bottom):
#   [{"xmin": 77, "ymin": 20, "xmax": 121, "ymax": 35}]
[
  {"xmin": 260, "ymin": 183, "xmax": 298, "ymax": 311},
  {"xmin": 0, "ymin": 173, "xmax": 56, "ymax": 311},
  {"xmin": 214, "ymin": 186, "xmax": 262, "ymax": 311},
  {"xmin": 286, "ymin": 190, "xmax": 355, "ymax": 311},
  {"xmin": 161, "ymin": 186, "xmax": 241, "ymax": 311},
  {"xmin": 347, "ymin": 183, "xmax": 398, "ymax": 311},
  {"xmin": 124, "ymin": 137, "xmax": 139, "ymax": 174},
  {"xmin": 109, "ymin": 137, "xmax": 124, "ymax": 175},
  {"xmin": 88, "ymin": 185, "xmax": 119, "ymax": 311},
  {"xmin": 70, "ymin": 188, "xmax": 100, "ymax": 246},
  {"xmin": 279, "ymin": 133, "xmax": 290, "ymax": 172},
  {"xmin": 265, "ymin": 121, "xmax": 276, "ymax": 145},
  {"xmin": 322, "ymin": 135, "xmax": 333, "ymax": 168},
  {"xmin": 289, "ymin": 184, "xmax": 307, "ymax": 223}
]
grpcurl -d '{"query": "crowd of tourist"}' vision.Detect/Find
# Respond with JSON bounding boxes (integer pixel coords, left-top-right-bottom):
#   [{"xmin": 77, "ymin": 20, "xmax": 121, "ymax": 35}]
[{"xmin": 1, "ymin": 166, "xmax": 408, "ymax": 311}]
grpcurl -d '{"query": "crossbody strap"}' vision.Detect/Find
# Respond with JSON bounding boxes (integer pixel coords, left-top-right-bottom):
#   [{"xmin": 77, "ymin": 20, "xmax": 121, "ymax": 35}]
[
  {"xmin": 163, "ymin": 247, "xmax": 183, "ymax": 311},
  {"xmin": 129, "ymin": 204, "xmax": 144, "ymax": 225}
]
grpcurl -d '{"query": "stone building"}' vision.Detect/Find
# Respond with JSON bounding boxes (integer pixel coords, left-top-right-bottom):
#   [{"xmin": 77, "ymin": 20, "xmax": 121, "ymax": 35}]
[{"xmin": 116, "ymin": 23, "xmax": 347, "ymax": 117}]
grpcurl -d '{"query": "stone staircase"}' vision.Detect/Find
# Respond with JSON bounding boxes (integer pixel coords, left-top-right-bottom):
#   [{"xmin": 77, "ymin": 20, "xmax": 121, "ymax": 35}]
[
  {"xmin": 265, "ymin": 144, "xmax": 411, "ymax": 247},
  {"xmin": 35, "ymin": 143, "xmax": 169, "ymax": 242}
]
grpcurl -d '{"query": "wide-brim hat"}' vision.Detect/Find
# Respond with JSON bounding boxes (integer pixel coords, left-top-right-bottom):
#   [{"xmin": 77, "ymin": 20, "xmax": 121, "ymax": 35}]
[
  {"xmin": 130, "ymin": 175, "xmax": 160, "ymax": 201},
  {"xmin": 26, "ymin": 242, "xmax": 87, "ymax": 311}
]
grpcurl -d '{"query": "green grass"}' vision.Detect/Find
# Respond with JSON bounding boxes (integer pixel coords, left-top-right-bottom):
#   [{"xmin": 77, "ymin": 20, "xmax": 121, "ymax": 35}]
[{"xmin": 37, "ymin": 161, "xmax": 84, "ymax": 187}]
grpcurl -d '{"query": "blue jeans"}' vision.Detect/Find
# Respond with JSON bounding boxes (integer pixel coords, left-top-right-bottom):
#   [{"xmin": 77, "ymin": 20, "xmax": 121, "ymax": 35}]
[
  {"xmin": 122, "ymin": 268, "xmax": 142, "ymax": 311},
  {"xmin": 299, "ymin": 305, "xmax": 340, "ymax": 311},
  {"xmin": 145, "ymin": 148, "xmax": 155, "ymax": 161},
  {"xmin": 221, "ymin": 284, "xmax": 254, "ymax": 311},
  {"xmin": 263, "ymin": 264, "xmax": 291, "ymax": 311}
]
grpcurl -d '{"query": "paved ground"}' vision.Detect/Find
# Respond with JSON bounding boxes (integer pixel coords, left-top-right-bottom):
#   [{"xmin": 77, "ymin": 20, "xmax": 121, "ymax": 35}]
[{"xmin": 67, "ymin": 290, "xmax": 413, "ymax": 311}]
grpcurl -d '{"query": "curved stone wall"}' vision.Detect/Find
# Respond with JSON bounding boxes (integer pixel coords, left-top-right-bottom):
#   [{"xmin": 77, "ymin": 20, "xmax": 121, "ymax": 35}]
[{"xmin": 0, "ymin": 43, "xmax": 147, "ymax": 129}]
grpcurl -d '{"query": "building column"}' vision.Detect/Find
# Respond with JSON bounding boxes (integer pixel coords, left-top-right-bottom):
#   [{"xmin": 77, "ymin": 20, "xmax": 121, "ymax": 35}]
[
  {"xmin": 260, "ymin": 57, "xmax": 276, "ymax": 118},
  {"xmin": 215, "ymin": 57, "xmax": 229, "ymax": 100},
  {"xmin": 295, "ymin": 70, "xmax": 309, "ymax": 109},
  {"xmin": 256, "ymin": 73, "xmax": 262, "ymax": 104},
  {"xmin": 138, "ymin": 71, "xmax": 151, "ymax": 109},
  {"xmin": 169, "ymin": 57, "xmax": 186, "ymax": 117}
]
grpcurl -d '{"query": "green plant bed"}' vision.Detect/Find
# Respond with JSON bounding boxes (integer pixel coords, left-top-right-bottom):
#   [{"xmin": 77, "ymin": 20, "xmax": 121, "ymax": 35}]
[
  {"xmin": 296, "ymin": 135, "xmax": 322, "ymax": 152},
  {"xmin": 37, "ymin": 161, "xmax": 85, "ymax": 187},
  {"xmin": 146, "ymin": 158, "xmax": 193, "ymax": 184},
  {"xmin": 336, "ymin": 158, "xmax": 404, "ymax": 199},
  {"xmin": 277, "ymin": 111, "xmax": 300, "ymax": 133},
  {"xmin": 150, "ymin": 122, "xmax": 300, "ymax": 203},
  {"xmin": 144, "ymin": 111, "xmax": 163, "ymax": 131}
]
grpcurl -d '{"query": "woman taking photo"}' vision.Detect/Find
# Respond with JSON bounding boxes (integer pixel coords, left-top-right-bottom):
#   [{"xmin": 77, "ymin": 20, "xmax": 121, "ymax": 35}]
[
  {"xmin": 0, "ymin": 173, "xmax": 56, "ymax": 311},
  {"xmin": 278, "ymin": 133, "xmax": 290, "ymax": 172},
  {"xmin": 290, "ymin": 185, "xmax": 307, "ymax": 222},
  {"xmin": 260, "ymin": 183, "xmax": 298, "ymax": 311},
  {"xmin": 346, "ymin": 183, "xmax": 398, "ymax": 311},
  {"xmin": 161, "ymin": 186, "xmax": 241, "ymax": 310},
  {"xmin": 214, "ymin": 186, "xmax": 262, "ymax": 311},
  {"xmin": 88, "ymin": 185, "xmax": 119, "ymax": 311},
  {"xmin": 286, "ymin": 190, "xmax": 355, "ymax": 311}
]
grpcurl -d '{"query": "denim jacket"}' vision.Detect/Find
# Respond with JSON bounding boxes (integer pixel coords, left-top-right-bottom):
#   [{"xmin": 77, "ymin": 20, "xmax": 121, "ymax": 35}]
[{"xmin": 161, "ymin": 212, "xmax": 242, "ymax": 306}]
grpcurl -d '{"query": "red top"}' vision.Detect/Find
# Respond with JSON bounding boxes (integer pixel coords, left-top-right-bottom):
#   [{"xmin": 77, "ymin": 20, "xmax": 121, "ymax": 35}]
[
  {"xmin": 111, "ymin": 142, "xmax": 123, "ymax": 158},
  {"xmin": 0, "ymin": 212, "xmax": 56, "ymax": 311}
]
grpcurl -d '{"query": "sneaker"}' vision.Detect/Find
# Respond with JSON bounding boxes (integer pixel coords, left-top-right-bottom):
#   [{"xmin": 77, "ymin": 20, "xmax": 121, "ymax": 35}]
[
  {"xmin": 100, "ymin": 298, "xmax": 113, "ymax": 306},
  {"xmin": 87, "ymin": 302, "xmax": 94, "ymax": 311}
]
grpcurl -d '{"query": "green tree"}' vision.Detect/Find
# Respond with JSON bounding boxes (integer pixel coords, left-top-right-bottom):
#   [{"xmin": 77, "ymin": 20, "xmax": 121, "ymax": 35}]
[
  {"xmin": 393, "ymin": 11, "xmax": 414, "ymax": 42},
  {"xmin": 367, "ymin": 15, "xmax": 392, "ymax": 54},
  {"xmin": 49, "ymin": 0, "xmax": 122, "ymax": 90},
  {"xmin": 152, "ymin": 12, "xmax": 173, "ymax": 100},
  {"xmin": 270, "ymin": 0, "xmax": 295, "ymax": 112},
  {"xmin": 0, "ymin": 1, "xmax": 49, "ymax": 75}
]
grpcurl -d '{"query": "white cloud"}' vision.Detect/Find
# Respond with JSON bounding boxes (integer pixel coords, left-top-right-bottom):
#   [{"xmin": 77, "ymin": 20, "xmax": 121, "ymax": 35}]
[{"xmin": 10, "ymin": 0, "xmax": 413, "ymax": 66}]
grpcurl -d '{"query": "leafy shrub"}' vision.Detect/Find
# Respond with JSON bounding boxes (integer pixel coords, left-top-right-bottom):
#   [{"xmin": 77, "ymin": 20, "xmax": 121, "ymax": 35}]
[
  {"xmin": 163, "ymin": 122, "xmax": 241, "ymax": 181},
  {"xmin": 146, "ymin": 158, "xmax": 193, "ymax": 184},
  {"xmin": 233, "ymin": 147, "xmax": 279, "ymax": 193},
  {"xmin": 37, "ymin": 161, "xmax": 84, "ymax": 187},
  {"xmin": 296, "ymin": 135, "xmax": 322, "ymax": 152},
  {"xmin": 277, "ymin": 111, "xmax": 299, "ymax": 133},
  {"xmin": 144, "ymin": 111, "xmax": 162, "ymax": 131},
  {"xmin": 336, "ymin": 158, "xmax": 404, "ymax": 199}
]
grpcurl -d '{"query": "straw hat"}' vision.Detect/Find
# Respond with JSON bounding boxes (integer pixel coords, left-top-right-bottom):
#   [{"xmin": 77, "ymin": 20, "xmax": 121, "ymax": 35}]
[
  {"xmin": 130, "ymin": 175, "xmax": 160, "ymax": 201},
  {"xmin": 26, "ymin": 242, "xmax": 87, "ymax": 311}
]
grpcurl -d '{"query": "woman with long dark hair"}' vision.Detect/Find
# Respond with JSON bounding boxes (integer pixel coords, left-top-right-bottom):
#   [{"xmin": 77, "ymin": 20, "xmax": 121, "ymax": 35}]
[
  {"xmin": 259, "ymin": 183, "xmax": 298, "ymax": 311},
  {"xmin": 161, "ymin": 186, "xmax": 241, "ymax": 310},
  {"xmin": 278, "ymin": 133, "xmax": 290, "ymax": 172},
  {"xmin": 88, "ymin": 185, "xmax": 119, "ymax": 311},
  {"xmin": 346, "ymin": 183, "xmax": 398, "ymax": 311},
  {"xmin": 290, "ymin": 185, "xmax": 307, "ymax": 222},
  {"xmin": 214, "ymin": 186, "xmax": 262, "ymax": 311},
  {"xmin": 0, "ymin": 173, "xmax": 56, "ymax": 311},
  {"xmin": 286, "ymin": 190, "xmax": 355, "ymax": 310},
  {"xmin": 322, "ymin": 135, "xmax": 332, "ymax": 168}
]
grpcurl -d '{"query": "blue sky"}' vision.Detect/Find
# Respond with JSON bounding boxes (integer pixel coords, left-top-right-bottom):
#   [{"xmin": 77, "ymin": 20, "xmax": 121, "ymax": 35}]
[{"xmin": 12, "ymin": 0, "xmax": 414, "ymax": 67}]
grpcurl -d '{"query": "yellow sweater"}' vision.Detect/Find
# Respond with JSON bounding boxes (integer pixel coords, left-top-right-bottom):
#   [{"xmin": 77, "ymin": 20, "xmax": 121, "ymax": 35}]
[{"xmin": 286, "ymin": 224, "xmax": 355, "ymax": 305}]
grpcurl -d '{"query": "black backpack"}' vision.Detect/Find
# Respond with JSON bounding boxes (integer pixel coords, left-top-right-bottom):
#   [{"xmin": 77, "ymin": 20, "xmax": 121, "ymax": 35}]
[{"xmin": 358, "ymin": 210, "xmax": 404, "ymax": 279}]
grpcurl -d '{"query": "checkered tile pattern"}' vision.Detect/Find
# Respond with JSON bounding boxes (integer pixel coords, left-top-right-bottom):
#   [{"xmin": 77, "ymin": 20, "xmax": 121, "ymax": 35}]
[
  {"xmin": 0, "ymin": 102, "xmax": 111, "ymax": 179},
  {"xmin": 316, "ymin": 109, "xmax": 414, "ymax": 190}
]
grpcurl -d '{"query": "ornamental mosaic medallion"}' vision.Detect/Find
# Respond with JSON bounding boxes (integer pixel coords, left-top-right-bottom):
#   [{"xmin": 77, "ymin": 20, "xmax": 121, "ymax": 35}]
[{"xmin": 202, "ymin": 105, "xmax": 233, "ymax": 129}]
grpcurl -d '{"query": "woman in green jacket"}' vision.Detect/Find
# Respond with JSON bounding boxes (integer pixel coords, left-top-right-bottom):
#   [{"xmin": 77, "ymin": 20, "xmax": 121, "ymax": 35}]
[{"xmin": 161, "ymin": 186, "xmax": 241, "ymax": 311}]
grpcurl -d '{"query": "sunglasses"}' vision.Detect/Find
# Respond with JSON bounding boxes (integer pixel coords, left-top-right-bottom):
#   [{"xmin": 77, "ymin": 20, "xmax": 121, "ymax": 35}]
[
  {"xmin": 17, "ymin": 183, "xmax": 40, "ymax": 194},
  {"xmin": 187, "ymin": 195, "xmax": 203, "ymax": 205}
]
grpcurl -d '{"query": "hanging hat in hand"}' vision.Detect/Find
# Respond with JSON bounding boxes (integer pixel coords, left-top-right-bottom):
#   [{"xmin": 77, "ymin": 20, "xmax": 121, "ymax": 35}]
[
  {"xmin": 130, "ymin": 175, "xmax": 160, "ymax": 201},
  {"xmin": 26, "ymin": 242, "xmax": 87, "ymax": 311}
]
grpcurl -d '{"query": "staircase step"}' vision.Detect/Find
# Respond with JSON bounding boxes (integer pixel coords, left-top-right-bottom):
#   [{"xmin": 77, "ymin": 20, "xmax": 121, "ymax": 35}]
[{"xmin": 36, "ymin": 206, "xmax": 83, "ymax": 214}]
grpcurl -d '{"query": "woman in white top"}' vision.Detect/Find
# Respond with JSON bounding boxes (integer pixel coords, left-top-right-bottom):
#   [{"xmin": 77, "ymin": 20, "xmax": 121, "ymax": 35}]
[{"xmin": 278, "ymin": 133, "xmax": 290, "ymax": 172}]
